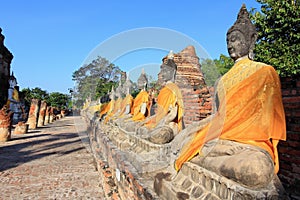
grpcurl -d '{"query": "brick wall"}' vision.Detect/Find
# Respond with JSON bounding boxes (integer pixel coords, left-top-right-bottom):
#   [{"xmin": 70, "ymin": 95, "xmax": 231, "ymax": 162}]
[
  {"xmin": 181, "ymin": 87, "xmax": 212, "ymax": 126},
  {"xmin": 278, "ymin": 75, "xmax": 300, "ymax": 199}
]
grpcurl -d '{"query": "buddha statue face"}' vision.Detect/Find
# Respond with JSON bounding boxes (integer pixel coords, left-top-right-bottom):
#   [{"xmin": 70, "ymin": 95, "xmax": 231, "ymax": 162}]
[
  {"xmin": 159, "ymin": 59, "xmax": 177, "ymax": 85},
  {"xmin": 227, "ymin": 30, "xmax": 250, "ymax": 61}
]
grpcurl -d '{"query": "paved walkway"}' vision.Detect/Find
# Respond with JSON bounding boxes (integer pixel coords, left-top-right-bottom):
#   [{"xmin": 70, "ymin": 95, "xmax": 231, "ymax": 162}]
[{"xmin": 0, "ymin": 116, "xmax": 104, "ymax": 199}]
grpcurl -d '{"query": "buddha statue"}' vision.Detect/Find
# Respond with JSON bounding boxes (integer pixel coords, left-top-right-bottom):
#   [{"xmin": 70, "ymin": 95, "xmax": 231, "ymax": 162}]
[
  {"xmin": 118, "ymin": 74, "xmax": 134, "ymax": 117},
  {"xmin": 174, "ymin": 4, "xmax": 286, "ymax": 189},
  {"xmin": 104, "ymin": 81, "xmax": 123, "ymax": 123},
  {"xmin": 99, "ymin": 87, "xmax": 115, "ymax": 121},
  {"xmin": 120, "ymin": 69, "xmax": 150, "ymax": 132},
  {"xmin": 137, "ymin": 53, "xmax": 184, "ymax": 144}
]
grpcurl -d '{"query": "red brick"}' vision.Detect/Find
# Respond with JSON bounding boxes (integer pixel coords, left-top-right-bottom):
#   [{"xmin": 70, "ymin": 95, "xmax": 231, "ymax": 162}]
[
  {"xmin": 282, "ymin": 96, "xmax": 300, "ymax": 103},
  {"xmin": 288, "ymin": 132, "xmax": 300, "ymax": 140}
]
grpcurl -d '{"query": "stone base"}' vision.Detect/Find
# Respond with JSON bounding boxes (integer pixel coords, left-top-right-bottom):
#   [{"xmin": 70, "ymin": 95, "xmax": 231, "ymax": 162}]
[
  {"xmin": 0, "ymin": 127, "xmax": 11, "ymax": 142},
  {"xmin": 27, "ymin": 117, "xmax": 38, "ymax": 129},
  {"xmin": 155, "ymin": 162, "xmax": 286, "ymax": 200},
  {"xmin": 14, "ymin": 124, "xmax": 28, "ymax": 134}
]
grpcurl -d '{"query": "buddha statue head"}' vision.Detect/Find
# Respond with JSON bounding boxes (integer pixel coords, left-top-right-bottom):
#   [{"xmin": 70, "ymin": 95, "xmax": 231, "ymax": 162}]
[
  {"xmin": 159, "ymin": 52, "xmax": 177, "ymax": 85},
  {"xmin": 115, "ymin": 80, "xmax": 123, "ymax": 98},
  {"xmin": 122, "ymin": 73, "xmax": 133, "ymax": 95},
  {"xmin": 137, "ymin": 69, "xmax": 148, "ymax": 90},
  {"xmin": 109, "ymin": 86, "xmax": 116, "ymax": 101},
  {"xmin": 227, "ymin": 4, "xmax": 257, "ymax": 61}
]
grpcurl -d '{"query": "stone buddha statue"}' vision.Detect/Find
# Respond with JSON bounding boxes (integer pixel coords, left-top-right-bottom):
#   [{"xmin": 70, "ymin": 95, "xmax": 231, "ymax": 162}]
[
  {"xmin": 174, "ymin": 4, "xmax": 286, "ymax": 189},
  {"xmin": 119, "ymin": 69, "xmax": 150, "ymax": 132},
  {"xmin": 137, "ymin": 53, "xmax": 184, "ymax": 144},
  {"xmin": 99, "ymin": 87, "xmax": 115, "ymax": 121},
  {"xmin": 105, "ymin": 81, "xmax": 124, "ymax": 123},
  {"xmin": 119, "ymin": 74, "xmax": 133, "ymax": 117}
]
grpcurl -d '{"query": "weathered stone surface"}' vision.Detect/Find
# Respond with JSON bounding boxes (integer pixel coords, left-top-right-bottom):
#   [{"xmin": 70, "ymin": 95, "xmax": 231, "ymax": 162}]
[
  {"xmin": 0, "ymin": 28, "xmax": 13, "ymax": 108},
  {"xmin": 14, "ymin": 121, "xmax": 28, "ymax": 134},
  {"xmin": 0, "ymin": 106, "xmax": 12, "ymax": 142},
  {"xmin": 27, "ymin": 99, "xmax": 40, "ymax": 129},
  {"xmin": 44, "ymin": 106, "xmax": 51, "ymax": 125},
  {"xmin": 37, "ymin": 100, "xmax": 47, "ymax": 127},
  {"xmin": 161, "ymin": 46, "xmax": 205, "ymax": 87}
]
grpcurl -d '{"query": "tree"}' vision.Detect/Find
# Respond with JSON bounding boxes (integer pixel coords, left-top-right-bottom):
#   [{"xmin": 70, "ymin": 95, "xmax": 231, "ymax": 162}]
[
  {"xmin": 213, "ymin": 54, "xmax": 234, "ymax": 75},
  {"xmin": 21, "ymin": 87, "xmax": 49, "ymax": 108},
  {"xmin": 72, "ymin": 56, "xmax": 123, "ymax": 106},
  {"xmin": 250, "ymin": 0, "xmax": 300, "ymax": 76},
  {"xmin": 47, "ymin": 92, "xmax": 70, "ymax": 110},
  {"xmin": 20, "ymin": 87, "xmax": 69, "ymax": 110},
  {"xmin": 200, "ymin": 55, "xmax": 234, "ymax": 86}
]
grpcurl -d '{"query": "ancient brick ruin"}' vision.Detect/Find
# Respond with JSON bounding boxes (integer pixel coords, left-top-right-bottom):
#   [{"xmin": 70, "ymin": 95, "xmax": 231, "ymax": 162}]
[
  {"xmin": 0, "ymin": 28, "xmax": 13, "ymax": 108},
  {"xmin": 161, "ymin": 46, "xmax": 213, "ymax": 126}
]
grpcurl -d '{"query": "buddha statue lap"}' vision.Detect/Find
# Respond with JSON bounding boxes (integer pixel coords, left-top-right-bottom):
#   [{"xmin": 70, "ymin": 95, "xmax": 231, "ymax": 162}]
[{"xmin": 174, "ymin": 5, "xmax": 286, "ymax": 189}]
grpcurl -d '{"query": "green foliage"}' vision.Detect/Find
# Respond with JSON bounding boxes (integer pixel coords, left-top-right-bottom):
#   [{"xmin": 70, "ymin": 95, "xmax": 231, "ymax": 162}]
[
  {"xmin": 20, "ymin": 87, "xmax": 69, "ymax": 110},
  {"xmin": 21, "ymin": 87, "xmax": 49, "ymax": 107},
  {"xmin": 201, "ymin": 55, "xmax": 234, "ymax": 86},
  {"xmin": 213, "ymin": 54, "xmax": 234, "ymax": 75},
  {"xmin": 95, "ymin": 79, "xmax": 117, "ymax": 99},
  {"xmin": 250, "ymin": 0, "xmax": 300, "ymax": 76},
  {"xmin": 47, "ymin": 92, "xmax": 70, "ymax": 109},
  {"xmin": 72, "ymin": 56, "xmax": 123, "ymax": 107}
]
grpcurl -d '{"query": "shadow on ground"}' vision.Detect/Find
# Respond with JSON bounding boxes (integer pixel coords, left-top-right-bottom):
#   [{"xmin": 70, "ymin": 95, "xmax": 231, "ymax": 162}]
[{"xmin": 0, "ymin": 117, "xmax": 88, "ymax": 172}]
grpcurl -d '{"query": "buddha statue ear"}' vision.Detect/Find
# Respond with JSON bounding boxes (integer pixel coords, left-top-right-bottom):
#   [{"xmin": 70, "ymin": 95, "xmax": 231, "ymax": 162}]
[{"xmin": 248, "ymin": 32, "xmax": 257, "ymax": 60}]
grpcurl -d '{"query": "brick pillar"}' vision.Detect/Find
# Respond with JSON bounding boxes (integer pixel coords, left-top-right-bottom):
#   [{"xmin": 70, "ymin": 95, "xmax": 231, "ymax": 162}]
[
  {"xmin": 278, "ymin": 75, "xmax": 300, "ymax": 198},
  {"xmin": 49, "ymin": 107, "xmax": 55, "ymax": 123},
  {"xmin": 37, "ymin": 100, "xmax": 47, "ymax": 127},
  {"xmin": 27, "ymin": 99, "xmax": 40, "ymax": 129},
  {"xmin": 44, "ymin": 106, "xmax": 51, "ymax": 125},
  {"xmin": 0, "ymin": 107, "xmax": 12, "ymax": 141}
]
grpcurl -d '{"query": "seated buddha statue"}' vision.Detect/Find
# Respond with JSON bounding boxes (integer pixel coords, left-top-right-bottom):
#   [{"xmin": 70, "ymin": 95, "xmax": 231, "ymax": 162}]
[
  {"xmin": 137, "ymin": 53, "xmax": 184, "ymax": 144},
  {"xmin": 174, "ymin": 5, "xmax": 286, "ymax": 189},
  {"xmin": 99, "ymin": 87, "xmax": 115, "ymax": 121},
  {"xmin": 120, "ymin": 69, "xmax": 150, "ymax": 132},
  {"xmin": 104, "ymin": 82, "xmax": 123, "ymax": 123},
  {"xmin": 118, "ymin": 74, "xmax": 134, "ymax": 118}
]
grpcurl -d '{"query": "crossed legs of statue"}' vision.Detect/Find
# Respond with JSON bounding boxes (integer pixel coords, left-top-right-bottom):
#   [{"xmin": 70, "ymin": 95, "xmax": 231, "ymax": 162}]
[
  {"xmin": 137, "ymin": 125, "xmax": 174, "ymax": 144},
  {"xmin": 190, "ymin": 139, "xmax": 274, "ymax": 189}
]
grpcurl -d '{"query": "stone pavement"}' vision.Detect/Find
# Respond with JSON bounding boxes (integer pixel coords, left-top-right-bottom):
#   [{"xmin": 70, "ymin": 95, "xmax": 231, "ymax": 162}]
[{"xmin": 0, "ymin": 116, "xmax": 105, "ymax": 200}]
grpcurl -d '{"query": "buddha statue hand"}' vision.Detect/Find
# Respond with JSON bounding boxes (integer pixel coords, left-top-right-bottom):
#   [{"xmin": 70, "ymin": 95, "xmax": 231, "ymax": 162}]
[
  {"xmin": 163, "ymin": 105, "xmax": 178, "ymax": 125},
  {"xmin": 147, "ymin": 126, "xmax": 174, "ymax": 144}
]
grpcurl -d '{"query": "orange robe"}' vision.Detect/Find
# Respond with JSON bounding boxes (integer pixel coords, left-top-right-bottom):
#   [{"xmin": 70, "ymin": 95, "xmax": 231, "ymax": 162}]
[
  {"xmin": 99, "ymin": 100, "xmax": 114, "ymax": 119},
  {"xmin": 131, "ymin": 90, "xmax": 150, "ymax": 122},
  {"xmin": 105, "ymin": 98, "xmax": 122, "ymax": 123},
  {"xmin": 119, "ymin": 94, "xmax": 134, "ymax": 118},
  {"xmin": 145, "ymin": 82, "xmax": 184, "ymax": 131},
  {"xmin": 175, "ymin": 58, "xmax": 286, "ymax": 174}
]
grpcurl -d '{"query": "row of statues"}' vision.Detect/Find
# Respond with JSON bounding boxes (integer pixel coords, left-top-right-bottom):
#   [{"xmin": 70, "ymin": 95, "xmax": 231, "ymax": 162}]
[{"xmin": 86, "ymin": 4, "xmax": 286, "ymax": 193}]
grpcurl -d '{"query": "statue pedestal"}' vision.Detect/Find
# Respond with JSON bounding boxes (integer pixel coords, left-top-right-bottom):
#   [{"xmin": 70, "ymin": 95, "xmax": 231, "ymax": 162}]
[
  {"xmin": 14, "ymin": 122, "xmax": 28, "ymax": 134},
  {"xmin": 155, "ymin": 161, "xmax": 286, "ymax": 200},
  {"xmin": 0, "ymin": 107, "xmax": 12, "ymax": 142},
  {"xmin": 0, "ymin": 127, "xmax": 11, "ymax": 142}
]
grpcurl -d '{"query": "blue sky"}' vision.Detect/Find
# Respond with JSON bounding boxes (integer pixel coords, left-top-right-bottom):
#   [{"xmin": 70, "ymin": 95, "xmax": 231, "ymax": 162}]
[{"xmin": 0, "ymin": 0, "xmax": 261, "ymax": 94}]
